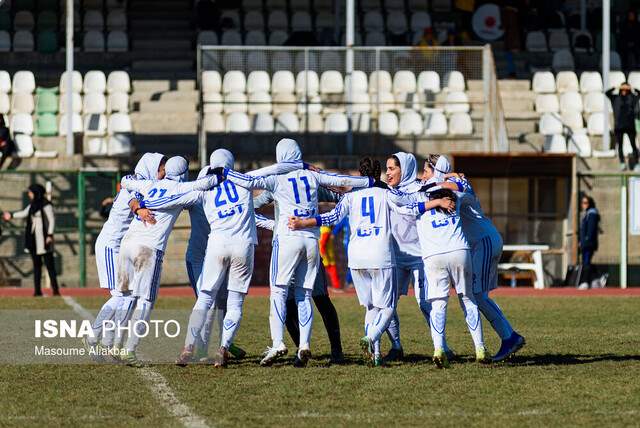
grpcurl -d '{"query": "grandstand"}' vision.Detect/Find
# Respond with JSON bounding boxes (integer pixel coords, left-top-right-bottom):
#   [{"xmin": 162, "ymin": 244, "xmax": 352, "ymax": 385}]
[{"xmin": 0, "ymin": 0, "xmax": 638, "ymax": 289}]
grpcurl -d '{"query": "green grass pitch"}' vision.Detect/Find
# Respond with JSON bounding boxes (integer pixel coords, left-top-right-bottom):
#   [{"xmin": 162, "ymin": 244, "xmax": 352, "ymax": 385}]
[{"xmin": 1, "ymin": 295, "xmax": 639, "ymax": 427}]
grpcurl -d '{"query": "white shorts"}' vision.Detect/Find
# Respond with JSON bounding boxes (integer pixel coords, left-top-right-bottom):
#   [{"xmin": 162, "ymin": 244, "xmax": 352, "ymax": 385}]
[
  {"xmin": 424, "ymin": 249, "xmax": 472, "ymax": 300},
  {"xmin": 117, "ymin": 239, "xmax": 164, "ymax": 302},
  {"xmin": 270, "ymin": 236, "xmax": 319, "ymax": 290},
  {"xmin": 95, "ymin": 238, "xmax": 119, "ymax": 290},
  {"xmin": 197, "ymin": 241, "xmax": 254, "ymax": 294},
  {"xmin": 351, "ymin": 268, "xmax": 395, "ymax": 309},
  {"xmin": 471, "ymin": 233, "xmax": 503, "ymax": 294},
  {"xmin": 395, "ymin": 260, "xmax": 425, "ymax": 297}
]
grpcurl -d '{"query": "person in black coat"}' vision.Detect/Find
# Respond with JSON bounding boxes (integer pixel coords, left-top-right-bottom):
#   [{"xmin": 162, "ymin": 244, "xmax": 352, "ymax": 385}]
[
  {"xmin": 0, "ymin": 114, "xmax": 16, "ymax": 169},
  {"xmin": 578, "ymin": 195, "xmax": 600, "ymax": 289},
  {"xmin": 605, "ymin": 82, "xmax": 640, "ymax": 171}
]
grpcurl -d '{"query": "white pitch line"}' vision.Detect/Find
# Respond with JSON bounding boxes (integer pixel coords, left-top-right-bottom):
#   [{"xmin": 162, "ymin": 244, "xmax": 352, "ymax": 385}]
[{"xmin": 62, "ymin": 296, "xmax": 211, "ymax": 428}]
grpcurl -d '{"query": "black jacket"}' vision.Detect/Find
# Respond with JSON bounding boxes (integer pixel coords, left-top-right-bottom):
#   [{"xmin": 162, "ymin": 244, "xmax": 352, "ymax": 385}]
[
  {"xmin": 605, "ymin": 88, "xmax": 640, "ymax": 131},
  {"xmin": 580, "ymin": 207, "xmax": 600, "ymax": 252}
]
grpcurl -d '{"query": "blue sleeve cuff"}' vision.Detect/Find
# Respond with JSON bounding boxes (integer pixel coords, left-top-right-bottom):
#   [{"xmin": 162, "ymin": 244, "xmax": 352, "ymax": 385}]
[
  {"xmin": 417, "ymin": 202, "xmax": 426, "ymax": 213},
  {"xmin": 314, "ymin": 215, "xmax": 322, "ymax": 226},
  {"xmin": 303, "ymin": 162, "xmax": 310, "ymax": 170},
  {"xmin": 456, "ymin": 181, "xmax": 464, "ymax": 192},
  {"xmin": 140, "ymin": 200, "xmax": 147, "ymax": 209}
]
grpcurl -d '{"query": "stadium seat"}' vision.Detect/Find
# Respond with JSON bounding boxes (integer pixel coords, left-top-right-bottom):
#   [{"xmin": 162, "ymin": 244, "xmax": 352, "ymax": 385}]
[
  {"xmin": 543, "ymin": 134, "xmax": 567, "ymax": 153},
  {"xmin": 424, "ymin": 111, "xmax": 447, "ymax": 136},
  {"xmin": 268, "ymin": 71, "xmax": 294, "ymax": 96},
  {"xmin": 84, "ymin": 70, "xmax": 107, "ymax": 93},
  {"xmin": 561, "ymin": 111, "xmax": 584, "ymax": 131},
  {"xmin": 11, "ymin": 93, "xmax": 34, "ymax": 113},
  {"xmin": 12, "ymin": 71, "xmax": 35, "ymax": 93},
  {"xmin": 203, "ymin": 112, "xmax": 224, "ymax": 132},
  {"xmin": 622, "ymin": 134, "xmax": 636, "ymax": 156},
  {"xmin": 202, "ymin": 70, "xmax": 222, "ymax": 94},
  {"xmin": 297, "ymin": 94, "xmax": 321, "ymax": 114},
  {"xmin": 370, "ymin": 91, "xmax": 394, "ymax": 114},
  {"xmin": 0, "ymin": 31, "xmax": 10, "ymax": 51},
  {"xmin": 567, "ymin": 133, "xmax": 592, "ymax": 157},
  {"xmin": 58, "ymin": 113, "xmax": 82, "ymax": 135},
  {"xmin": 107, "ymin": 134, "xmax": 132, "ymax": 156},
  {"xmin": 364, "ymin": 31, "xmax": 386, "ymax": 46},
  {"xmin": 244, "ymin": 11, "xmax": 264, "ymax": 30},
  {"xmin": 291, "ymin": 11, "xmax": 312, "ymax": 31},
  {"xmin": 83, "ymin": 31, "xmax": 105, "ymax": 52},
  {"xmin": 221, "ymin": 30, "xmax": 242, "ymax": 45},
  {"xmin": 295, "ymin": 70, "xmax": 319, "ymax": 96},
  {"xmin": 222, "ymin": 71, "xmax": 246, "ymax": 94},
  {"xmin": 223, "ymin": 92, "xmax": 248, "ymax": 114},
  {"xmin": 345, "ymin": 70, "xmax": 368, "ymax": 94},
  {"xmin": 360, "ymin": 0, "xmax": 380, "ymax": 12},
  {"xmin": 247, "ymin": 71, "xmax": 270, "ymax": 94},
  {"xmin": 107, "ymin": 92, "xmax": 128, "ymax": 113},
  {"xmin": 84, "ymin": 113, "xmax": 107, "ymax": 136},
  {"xmin": 37, "ymin": 30, "xmax": 58, "ymax": 53},
  {"xmin": 417, "ymin": 71, "xmax": 441, "ymax": 94},
  {"xmin": 252, "ymin": 113, "xmax": 274, "ymax": 132},
  {"xmin": 83, "ymin": 92, "xmax": 106, "ymax": 114},
  {"xmin": 107, "ymin": 112, "xmax": 132, "ymax": 134},
  {"xmin": 532, "ymin": 71, "xmax": 556, "ymax": 94},
  {"xmin": 268, "ymin": 10, "xmax": 288, "ymax": 30},
  {"xmin": 539, "ymin": 113, "xmax": 563, "ymax": 135},
  {"xmin": 556, "ymin": 71, "xmax": 579, "ymax": 93},
  {"xmin": 35, "ymin": 88, "xmax": 58, "ymax": 114},
  {"xmin": 83, "ymin": 10, "xmax": 104, "ymax": 31},
  {"xmin": 248, "ymin": 91, "xmax": 272, "ymax": 114},
  {"xmin": 352, "ymin": 113, "xmax": 371, "ymax": 132},
  {"xmin": 84, "ymin": 0, "xmax": 104, "ymax": 10},
  {"xmin": 600, "ymin": 51, "xmax": 622, "ymax": 71},
  {"xmin": 387, "ymin": 11, "xmax": 408, "ymax": 35},
  {"xmin": 0, "ymin": 71, "xmax": 10, "ymax": 93},
  {"xmin": 226, "ymin": 112, "xmax": 251, "ymax": 132},
  {"xmin": 410, "ymin": 11, "xmax": 432, "ymax": 32},
  {"xmin": 608, "ymin": 71, "xmax": 626, "ymax": 90},
  {"xmin": 107, "ymin": 9, "xmax": 127, "ymax": 30},
  {"xmin": 271, "ymin": 51, "xmax": 293, "ymax": 72},
  {"xmin": 298, "ymin": 113, "xmax": 323, "ymax": 132},
  {"xmin": 106, "ymin": 71, "xmax": 130, "ymax": 94},
  {"xmin": 274, "ymin": 112, "xmax": 299, "ymax": 132},
  {"xmin": 245, "ymin": 30, "xmax": 266, "ymax": 45},
  {"xmin": 107, "ymin": 31, "xmax": 128, "ymax": 52},
  {"xmin": 397, "ymin": 110, "xmax": 422, "ymax": 136},
  {"xmin": 272, "ymin": 92, "xmax": 297, "ymax": 114},
  {"xmin": 408, "ymin": 0, "xmax": 429, "ymax": 11},
  {"xmin": 394, "ymin": 91, "xmax": 418, "ymax": 112},
  {"xmin": 559, "ymin": 91, "xmax": 583, "ymax": 113},
  {"xmin": 293, "ymin": 51, "xmax": 318, "ymax": 74},
  {"xmin": 525, "ymin": 31, "xmax": 547, "ymax": 52},
  {"xmin": 432, "ymin": 0, "xmax": 451, "ymax": 11},
  {"xmin": 11, "ymin": 113, "xmax": 33, "ymax": 135},
  {"xmin": 220, "ymin": 10, "xmax": 240, "ymax": 28},
  {"xmin": 385, "ymin": 0, "xmax": 405, "ymax": 10},
  {"xmin": 324, "ymin": 112, "xmax": 348, "ymax": 133},
  {"xmin": 548, "ymin": 30, "xmax": 570, "ymax": 52},
  {"xmin": 14, "ymin": 134, "xmax": 34, "ymax": 157},
  {"xmin": 572, "ymin": 31, "xmax": 593, "ymax": 53},
  {"xmin": 580, "ymin": 71, "xmax": 603, "ymax": 93},
  {"xmin": 13, "ymin": 30, "xmax": 34, "ymax": 51},
  {"xmin": 368, "ymin": 70, "xmax": 392, "ymax": 94},
  {"xmin": 444, "ymin": 71, "xmax": 465, "ymax": 92},
  {"xmin": 535, "ymin": 94, "xmax": 559, "ymax": 113},
  {"xmin": 393, "ymin": 70, "xmax": 417, "ymax": 94},
  {"xmin": 268, "ymin": 30, "xmax": 288, "ymax": 45},
  {"xmin": 59, "ymin": 92, "xmax": 82, "ymax": 114},
  {"xmin": 628, "ymin": 71, "xmax": 640, "ymax": 90},
  {"xmin": 290, "ymin": 0, "xmax": 310, "ymax": 10},
  {"xmin": 60, "ymin": 70, "xmax": 82, "ymax": 93},
  {"xmin": 242, "ymin": 0, "xmax": 264, "ymax": 9},
  {"xmin": 552, "ymin": 49, "xmax": 575, "ymax": 71},
  {"xmin": 363, "ymin": 11, "xmax": 384, "ymax": 31},
  {"xmin": 315, "ymin": 11, "xmax": 333, "ymax": 29},
  {"xmin": 197, "ymin": 31, "xmax": 217, "ymax": 46},
  {"xmin": 35, "ymin": 112, "xmax": 57, "ymax": 136},
  {"xmin": 320, "ymin": 71, "xmax": 344, "ymax": 94},
  {"xmin": 0, "ymin": 93, "xmax": 9, "ymax": 114},
  {"xmin": 444, "ymin": 91, "xmax": 469, "ymax": 114},
  {"xmin": 36, "ymin": 11, "xmax": 57, "ymax": 31},
  {"xmin": 85, "ymin": 137, "xmax": 108, "ymax": 156},
  {"xmin": 246, "ymin": 51, "xmax": 268, "ymax": 73},
  {"xmin": 14, "ymin": 11, "xmax": 35, "ymax": 31},
  {"xmin": 351, "ymin": 91, "xmax": 371, "ymax": 113},
  {"xmin": 449, "ymin": 112, "xmax": 473, "ymax": 135},
  {"xmin": 583, "ymin": 93, "xmax": 612, "ymax": 114},
  {"xmin": 203, "ymin": 91, "xmax": 222, "ymax": 113},
  {"xmin": 378, "ymin": 111, "xmax": 398, "ymax": 135},
  {"xmin": 59, "ymin": 10, "xmax": 81, "ymax": 31}
]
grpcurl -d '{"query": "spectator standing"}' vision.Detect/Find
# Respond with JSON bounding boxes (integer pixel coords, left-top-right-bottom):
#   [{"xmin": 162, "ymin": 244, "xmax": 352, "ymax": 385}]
[
  {"xmin": 578, "ymin": 195, "xmax": 601, "ymax": 290},
  {"xmin": 0, "ymin": 114, "xmax": 16, "ymax": 169},
  {"xmin": 2, "ymin": 184, "xmax": 60, "ymax": 296},
  {"xmin": 605, "ymin": 82, "xmax": 640, "ymax": 171}
]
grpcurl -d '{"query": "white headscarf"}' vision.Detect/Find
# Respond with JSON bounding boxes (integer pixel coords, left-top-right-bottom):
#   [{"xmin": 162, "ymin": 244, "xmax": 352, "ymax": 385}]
[
  {"xmin": 165, "ymin": 156, "xmax": 189, "ymax": 182},
  {"xmin": 276, "ymin": 138, "xmax": 302, "ymax": 162},
  {"xmin": 432, "ymin": 155, "xmax": 451, "ymax": 182},
  {"xmin": 209, "ymin": 148, "xmax": 235, "ymax": 169},
  {"xmin": 134, "ymin": 152, "xmax": 165, "ymax": 180},
  {"xmin": 393, "ymin": 152, "xmax": 417, "ymax": 188}
]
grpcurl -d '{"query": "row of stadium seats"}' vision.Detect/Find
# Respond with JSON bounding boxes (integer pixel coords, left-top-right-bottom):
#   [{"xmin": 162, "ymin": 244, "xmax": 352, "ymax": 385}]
[
  {"xmin": 205, "ymin": 0, "xmax": 444, "ymax": 13},
  {"xmin": 526, "ymin": 29, "xmax": 596, "ymax": 53},
  {"xmin": 203, "ymin": 110, "xmax": 473, "ymax": 136},
  {"xmin": 0, "ymin": 69, "xmax": 130, "ymax": 94},
  {"xmin": 2, "ymin": 0, "xmax": 126, "ymax": 11},
  {"xmin": 0, "ymin": 29, "xmax": 127, "ymax": 52},
  {"xmin": 542, "ymin": 132, "xmax": 637, "ymax": 158},
  {"xmin": 538, "ymin": 112, "xmax": 612, "ymax": 137},
  {"xmin": 0, "ymin": 9, "xmax": 126, "ymax": 31},
  {"xmin": 532, "ymin": 71, "xmax": 640, "ymax": 95},
  {"xmin": 546, "ymin": 49, "xmax": 622, "ymax": 72}
]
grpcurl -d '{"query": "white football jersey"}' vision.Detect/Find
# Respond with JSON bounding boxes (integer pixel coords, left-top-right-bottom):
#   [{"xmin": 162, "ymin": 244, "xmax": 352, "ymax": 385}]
[
  {"xmin": 225, "ymin": 168, "xmax": 372, "ymax": 240},
  {"xmin": 120, "ymin": 174, "xmax": 219, "ymax": 252},
  {"xmin": 449, "ymin": 177, "xmax": 500, "ymax": 245},
  {"xmin": 96, "ymin": 188, "xmax": 138, "ymax": 250},
  {"xmin": 318, "ymin": 187, "xmax": 394, "ymax": 269}
]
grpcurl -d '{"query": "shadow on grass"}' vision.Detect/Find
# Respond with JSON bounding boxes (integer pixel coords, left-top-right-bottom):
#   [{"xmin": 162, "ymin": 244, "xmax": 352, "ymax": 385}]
[{"xmin": 506, "ymin": 353, "xmax": 640, "ymax": 366}]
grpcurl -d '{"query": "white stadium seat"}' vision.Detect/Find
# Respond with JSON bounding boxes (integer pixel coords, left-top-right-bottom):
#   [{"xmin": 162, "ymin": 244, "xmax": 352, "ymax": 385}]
[
  {"xmin": 15, "ymin": 134, "xmax": 34, "ymax": 158},
  {"xmin": 248, "ymin": 91, "xmax": 272, "ymax": 114},
  {"xmin": 84, "ymin": 70, "xmax": 107, "ymax": 93},
  {"xmin": 85, "ymin": 138, "xmax": 108, "ymax": 156},
  {"xmin": 393, "ymin": 70, "xmax": 417, "ymax": 94},
  {"xmin": 556, "ymin": 71, "xmax": 579, "ymax": 93},
  {"xmin": 559, "ymin": 91, "xmax": 583, "ymax": 113},
  {"xmin": 532, "ymin": 71, "xmax": 556, "ymax": 94},
  {"xmin": 608, "ymin": 71, "xmax": 626, "ymax": 90},
  {"xmin": 202, "ymin": 71, "xmax": 222, "ymax": 94},
  {"xmin": 543, "ymin": 134, "xmax": 567, "ymax": 153},
  {"xmin": 345, "ymin": 70, "xmax": 368, "ymax": 94},
  {"xmin": 295, "ymin": 71, "xmax": 319, "ymax": 96},
  {"xmin": 324, "ymin": 112, "xmax": 349, "ymax": 133},
  {"xmin": 60, "ymin": 71, "xmax": 83, "ymax": 93},
  {"xmin": 525, "ymin": 31, "xmax": 547, "ymax": 52},
  {"xmin": 0, "ymin": 93, "xmax": 9, "ymax": 114},
  {"xmin": 252, "ymin": 113, "xmax": 274, "ymax": 132},
  {"xmin": 83, "ymin": 92, "xmax": 107, "ymax": 114},
  {"xmin": 299, "ymin": 113, "xmax": 324, "ymax": 132},
  {"xmin": 398, "ymin": 110, "xmax": 423, "ymax": 136},
  {"xmin": 107, "ymin": 112, "xmax": 132, "ymax": 133},
  {"xmin": 11, "ymin": 113, "xmax": 34, "ymax": 135},
  {"xmin": 272, "ymin": 70, "xmax": 296, "ymax": 95},
  {"xmin": 223, "ymin": 92, "xmax": 248, "ymax": 114},
  {"xmin": 394, "ymin": 91, "xmax": 418, "ymax": 112},
  {"xmin": 297, "ymin": 94, "xmax": 321, "ymax": 114},
  {"xmin": 352, "ymin": 113, "xmax": 370, "ymax": 132},
  {"xmin": 58, "ymin": 113, "xmax": 82, "ymax": 136},
  {"xmin": 84, "ymin": 113, "xmax": 107, "ymax": 136},
  {"xmin": 226, "ymin": 112, "xmax": 251, "ymax": 132},
  {"xmin": 561, "ymin": 111, "xmax": 584, "ymax": 131},
  {"xmin": 275, "ymin": 112, "xmax": 300, "ymax": 133},
  {"xmin": 444, "ymin": 71, "xmax": 465, "ymax": 92},
  {"xmin": 539, "ymin": 113, "xmax": 563, "ymax": 135},
  {"xmin": 203, "ymin": 92, "xmax": 223, "ymax": 113},
  {"xmin": 12, "ymin": 71, "xmax": 35, "ymax": 94},
  {"xmin": 107, "ymin": 92, "xmax": 129, "ymax": 113},
  {"xmin": 247, "ymin": 71, "xmax": 271, "ymax": 94},
  {"xmin": 370, "ymin": 91, "xmax": 395, "ymax": 114},
  {"xmin": 444, "ymin": 91, "xmax": 469, "ymax": 114},
  {"xmin": 12, "ymin": 30, "xmax": 34, "ymax": 52},
  {"xmin": 0, "ymin": 71, "xmax": 11, "ymax": 93},
  {"xmin": 203, "ymin": 113, "xmax": 225, "ymax": 132},
  {"xmin": 378, "ymin": 111, "xmax": 398, "ymax": 135},
  {"xmin": 628, "ymin": 72, "xmax": 640, "ymax": 90},
  {"xmin": 552, "ymin": 49, "xmax": 575, "ymax": 71},
  {"xmin": 369, "ymin": 71, "xmax": 392, "ymax": 94},
  {"xmin": 417, "ymin": 71, "xmax": 441, "ymax": 94},
  {"xmin": 272, "ymin": 92, "xmax": 297, "ymax": 115},
  {"xmin": 107, "ymin": 134, "xmax": 132, "ymax": 156},
  {"xmin": 320, "ymin": 71, "xmax": 344, "ymax": 94},
  {"xmin": 449, "ymin": 112, "xmax": 473, "ymax": 135},
  {"xmin": 222, "ymin": 71, "xmax": 246, "ymax": 94},
  {"xmin": 580, "ymin": 71, "xmax": 603, "ymax": 93},
  {"xmin": 568, "ymin": 133, "xmax": 592, "ymax": 157},
  {"xmin": 10, "ymin": 93, "xmax": 34, "ymax": 113},
  {"xmin": 107, "ymin": 71, "xmax": 130, "ymax": 94},
  {"xmin": 583, "ymin": 92, "xmax": 611, "ymax": 114},
  {"xmin": 351, "ymin": 92, "xmax": 371, "ymax": 113},
  {"xmin": 59, "ymin": 92, "xmax": 82, "ymax": 114},
  {"xmin": 424, "ymin": 111, "xmax": 447, "ymax": 135},
  {"xmin": 535, "ymin": 94, "xmax": 559, "ymax": 113}
]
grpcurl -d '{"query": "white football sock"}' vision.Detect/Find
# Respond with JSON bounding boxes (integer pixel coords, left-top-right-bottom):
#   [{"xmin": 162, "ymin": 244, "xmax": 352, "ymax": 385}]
[
  {"xmin": 184, "ymin": 289, "xmax": 214, "ymax": 348},
  {"xmin": 366, "ymin": 307, "xmax": 394, "ymax": 343},
  {"xmin": 429, "ymin": 297, "xmax": 448, "ymax": 350},
  {"xmin": 458, "ymin": 294, "xmax": 485, "ymax": 349},
  {"xmin": 125, "ymin": 298, "xmax": 154, "ymax": 353},
  {"xmin": 270, "ymin": 285, "xmax": 288, "ymax": 348},
  {"xmin": 475, "ymin": 292, "xmax": 514, "ymax": 340},
  {"xmin": 295, "ymin": 287, "xmax": 313, "ymax": 350},
  {"xmin": 386, "ymin": 309, "xmax": 402, "ymax": 349},
  {"xmin": 220, "ymin": 290, "xmax": 245, "ymax": 349},
  {"xmin": 90, "ymin": 289, "xmax": 123, "ymax": 346},
  {"xmin": 112, "ymin": 294, "xmax": 135, "ymax": 349},
  {"xmin": 364, "ymin": 306, "xmax": 377, "ymax": 336}
]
